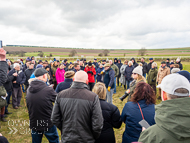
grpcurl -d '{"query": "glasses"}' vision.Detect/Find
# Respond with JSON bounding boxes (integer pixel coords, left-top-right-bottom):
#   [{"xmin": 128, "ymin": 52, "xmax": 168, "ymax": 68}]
[{"xmin": 133, "ymin": 73, "xmax": 137, "ymax": 75}]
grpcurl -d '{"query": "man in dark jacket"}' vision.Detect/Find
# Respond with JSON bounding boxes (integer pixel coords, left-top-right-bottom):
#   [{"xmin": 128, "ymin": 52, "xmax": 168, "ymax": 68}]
[
  {"xmin": 131, "ymin": 58, "xmax": 138, "ymax": 68},
  {"xmin": 63, "ymin": 59, "xmax": 69, "ymax": 69},
  {"xmin": 141, "ymin": 58, "xmax": 148, "ymax": 78},
  {"xmin": 55, "ymin": 71, "xmax": 74, "ymax": 93},
  {"xmin": 139, "ymin": 74, "xmax": 190, "ymax": 143},
  {"xmin": 26, "ymin": 68, "xmax": 59, "ymax": 143},
  {"xmin": 176, "ymin": 58, "xmax": 183, "ymax": 70},
  {"xmin": 24, "ymin": 63, "xmax": 35, "ymax": 91},
  {"xmin": 166, "ymin": 58, "xmax": 170, "ymax": 67},
  {"xmin": 51, "ymin": 71, "xmax": 103, "ymax": 143},
  {"xmin": 93, "ymin": 58, "xmax": 99, "ymax": 83},
  {"xmin": 73, "ymin": 63, "xmax": 81, "ymax": 73},
  {"xmin": 0, "ymin": 48, "xmax": 8, "ymax": 87},
  {"xmin": 101, "ymin": 63, "xmax": 115, "ymax": 104},
  {"xmin": 79, "ymin": 60, "xmax": 85, "ymax": 71},
  {"xmin": 8, "ymin": 63, "xmax": 26, "ymax": 109},
  {"xmin": 147, "ymin": 58, "xmax": 154, "ymax": 74},
  {"xmin": 116, "ymin": 59, "xmax": 123, "ymax": 86},
  {"xmin": 114, "ymin": 58, "xmax": 118, "ymax": 64}
]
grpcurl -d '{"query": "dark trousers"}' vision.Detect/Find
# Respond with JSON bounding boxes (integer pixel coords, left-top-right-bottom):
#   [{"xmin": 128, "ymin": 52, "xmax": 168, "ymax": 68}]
[
  {"xmin": 12, "ymin": 87, "xmax": 22, "ymax": 108},
  {"xmin": 117, "ymin": 75, "xmax": 121, "ymax": 86},
  {"xmin": 150, "ymin": 84, "xmax": 156, "ymax": 95},
  {"xmin": 53, "ymin": 81, "xmax": 57, "ymax": 90},
  {"xmin": 0, "ymin": 136, "xmax": 9, "ymax": 143},
  {"xmin": 88, "ymin": 83, "xmax": 95, "ymax": 91},
  {"xmin": 5, "ymin": 92, "xmax": 12, "ymax": 113},
  {"xmin": 31, "ymin": 125, "xmax": 59, "ymax": 143}
]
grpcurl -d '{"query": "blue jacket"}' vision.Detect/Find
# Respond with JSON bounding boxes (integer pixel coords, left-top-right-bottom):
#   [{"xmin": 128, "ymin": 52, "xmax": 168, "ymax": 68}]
[
  {"xmin": 121, "ymin": 99, "xmax": 155, "ymax": 143},
  {"xmin": 103, "ymin": 68, "xmax": 115, "ymax": 89},
  {"xmin": 96, "ymin": 67, "xmax": 104, "ymax": 82},
  {"xmin": 124, "ymin": 65, "xmax": 134, "ymax": 81},
  {"xmin": 93, "ymin": 62, "xmax": 99, "ymax": 71},
  {"xmin": 55, "ymin": 78, "xmax": 73, "ymax": 93},
  {"xmin": 8, "ymin": 69, "xmax": 26, "ymax": 88}
]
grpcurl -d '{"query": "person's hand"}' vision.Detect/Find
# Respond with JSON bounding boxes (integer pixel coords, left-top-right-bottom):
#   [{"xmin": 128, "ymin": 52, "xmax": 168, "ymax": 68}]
[
  {"xmin": 0, "ymin": 48, "xmax": 6, "ymax": 61},
  {"xmin": 142, "ymin": 127, "xmax": 146, "ymax": 132},
  {"xmin": 13, "ymin": 81, "xmax": 16, "ymax": 83},
  {"xmin": 101, "ymin": 71, "xmax": 104, "ymax": 75},
  {"xmin": 13, "ymin": 73, "xmax": 18, "ymax": 77},
  {"xmin": 108, "ymin": 86, "xmax": 111, "ymax": 92}
]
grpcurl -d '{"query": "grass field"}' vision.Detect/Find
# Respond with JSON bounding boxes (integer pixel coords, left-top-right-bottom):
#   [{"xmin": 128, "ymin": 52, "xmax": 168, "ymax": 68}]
[{"xmin": 1, "ymin": 62, "xmax": 190, "ymax": 143}]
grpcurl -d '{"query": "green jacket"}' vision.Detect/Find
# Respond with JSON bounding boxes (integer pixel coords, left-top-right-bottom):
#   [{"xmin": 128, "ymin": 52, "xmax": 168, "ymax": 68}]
[
  {"xmin": 111, "ymin": 64, "xmax": 119, "ymax": 77},
  {"xmin": 51, "ymin": 65, "xmax": 58, "ymax": 82},
  {"xmin": 127, "ymin": 79, "xmax": 145, "ymax": 102},
  {"xmin": 147, "ymin": 68, "xmax": 158, "ymax": 85},
  {"xmin": 139, "ymin": 97, "xmax": 190, "ymax": 143}
]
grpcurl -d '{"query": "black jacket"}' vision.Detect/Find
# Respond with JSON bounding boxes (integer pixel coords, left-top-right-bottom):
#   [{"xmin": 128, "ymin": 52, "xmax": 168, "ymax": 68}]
[
  {"xmin": 147, "ymin": 61, "xmax": 154, "ymax": 74},
  {"xmin": 55, "ymin": 78, "xmax": 73, "ymax": 93},
  {"xmin": 26, "ymin": 79, "xmax": 57, "ymax": 132},
  {"xmin": 116, "ymin": 60, "xmax": 123, "ymax": 76},
  {"xmin": 141, "ymin": 62, "xmax": 148, "ymax": 74},
  {"xmin": 95, "ymin": 99, "xmax": 122, "ymax": 143},
  {"xmin": 51, "ymin": 81, "xmax": 103, "ymax": 143},
  {"xmin": 166, "ymin": 62, "xmax": 170, "ymax": 67},
  {"xmin": 176, "ymin": 62, "xmax": 183, "ymax": 70},
  {"xmin": 24, "ymin": 69, "xmax": 35, "ymax": 85},
  {"xmin": 3, "ymin": 75, "xmax": 14, "ymax": 92},
  {"xmin": 0, "ymin": 61, "xmax": 8, "ymax": 86},
  {"xmin": 80, "ymin": 66, "xmax": 85, "ymax": 71},
  {"xmin": 125, "ymin": 66, "xmax": 134, "ymax": 81},
  {"xmin": 8, "ymin": 69, "xmax": 26, "ymax": 88},
  {"xmin": 131, "ymin": 58, "xmax": 138, "ymax": 68}
]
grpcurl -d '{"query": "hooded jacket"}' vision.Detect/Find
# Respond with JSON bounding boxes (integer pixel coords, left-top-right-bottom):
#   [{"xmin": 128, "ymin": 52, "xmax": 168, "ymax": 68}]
[
  {"xmin": 131, "ymin": 58, "xmax": 138, "ymax": 68},
  {"xmin": 55, "ymin": 68, "xmax": 65, "ymax": 84},
  {"xmin": 116, "ymin": 59, "xmax": 123, "ymax": 76},
  {"xmin": 84, "ymin": 64, "xmax": 96, "ymax": 83},
  {"xmin": 51, "ymin": 81, "xmax": 103, "ymax": 143},
  {"xmin": 139, "ymin": 97, "xmax": 190, "ymax": 143},
  {"xmin": 26, "ymin": 79, "xmax": 57, "ymax": 132}
]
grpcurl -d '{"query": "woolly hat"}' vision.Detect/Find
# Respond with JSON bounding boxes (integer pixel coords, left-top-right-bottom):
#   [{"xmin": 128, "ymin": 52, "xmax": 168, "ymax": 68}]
[
  {"xmin": 177, "ymin": 71, "xmax": 190, "ymax": 82},
  {"xmin": 64, "ymin": 71, "xmax": 75, "ymax": 78},
  {"xmin": 132, "ymin": 66, "xmax": 143, "ymax": 76}
]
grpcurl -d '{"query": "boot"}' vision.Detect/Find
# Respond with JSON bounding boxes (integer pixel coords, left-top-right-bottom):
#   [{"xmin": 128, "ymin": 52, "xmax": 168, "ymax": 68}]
[{"xmin": 0, "ymin": 115, "xmax": 7, "ymax": 122}]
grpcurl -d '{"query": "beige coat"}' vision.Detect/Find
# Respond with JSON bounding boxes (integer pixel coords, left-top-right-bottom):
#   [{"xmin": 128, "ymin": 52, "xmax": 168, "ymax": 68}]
[{"xmin": 157, "ymin": 66, "xmax": 170, "ymax": 84}]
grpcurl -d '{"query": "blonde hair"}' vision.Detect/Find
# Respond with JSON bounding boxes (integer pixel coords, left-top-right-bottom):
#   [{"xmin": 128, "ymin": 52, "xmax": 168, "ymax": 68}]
[
  {"xmin": 124, "ymin": 60, "xmax": 128, "ymax": 64},
  {"xmin": 92, "ymin": 82, "xmax": 107, "ymax": 100},
  {"xmin": 139, "ymin": 63, "xmax": 143, "ymax": 66},
  {"xmin": 137, "ymin": 75, "xmax": 146, "ymax": 82}
]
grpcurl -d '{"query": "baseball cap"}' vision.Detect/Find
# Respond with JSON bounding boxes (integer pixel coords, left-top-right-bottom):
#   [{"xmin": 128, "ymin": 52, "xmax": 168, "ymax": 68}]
[
  {"xmin": 157, "ymin": 74, "xmax": 190, "ymax": 96},
  {"xmin": 149, "ymin": 58, "xmax": 153, "ymax": 60},
  {"xmin": 34, "ymin": 68, "xmax": 48, "ymax": 77}
]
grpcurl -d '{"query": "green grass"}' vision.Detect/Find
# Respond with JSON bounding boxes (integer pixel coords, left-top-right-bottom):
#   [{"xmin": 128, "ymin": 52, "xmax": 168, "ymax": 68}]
[{"xmin": 1, "ymin": 62, "xmax": 190, "ymax": 143}]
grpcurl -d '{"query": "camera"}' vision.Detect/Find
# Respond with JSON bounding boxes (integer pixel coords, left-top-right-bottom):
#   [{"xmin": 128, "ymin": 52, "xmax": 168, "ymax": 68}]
[{"xmin": 119, "ymin": 91, "xmax": 129, "ymax": 101}]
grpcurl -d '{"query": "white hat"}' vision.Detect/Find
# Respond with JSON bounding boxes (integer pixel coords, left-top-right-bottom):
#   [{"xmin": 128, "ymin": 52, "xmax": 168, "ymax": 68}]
[
  {"xmin": 157, "ymin": 74, "xmax": 190, "ymax": 96},
  {"xmin": 132, "ymin": 66, "xmax": 143, "ymax": 76}
]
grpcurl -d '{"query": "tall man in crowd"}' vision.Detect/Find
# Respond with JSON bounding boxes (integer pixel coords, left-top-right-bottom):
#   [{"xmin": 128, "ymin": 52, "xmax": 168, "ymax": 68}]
[
  {"xmin": 51, "ymin": 71, "xmax": 103, "ymax": 143},
  {"xmin": 116, "ymin": 59, "xmax": 123, "ymax": 86},
  {"xmin": 141, "ymin": 57, "xmax": 148, "ymax": 78},
  {"xmin": 157, "ymin": 61, "xmax": 170, "ymax": 99},
  {"xmin": 8, "ymin": 63, "xmax": 26, "ymax": 109},
  {"xmin": 139, "ymin": 74, "xmax": 190, "ymax": 143},
  {"xmin": 26, "ymin": 68, "xmax": 59, "ymax": 143},
  {"xmin": 93, "ymin": 58, "xmax": 99, "ymax": 83},
  {"xmin": 73, "ymin": 63, "xmax": 80, "ymax": 73},
  {"xmin": 109, "ymin": 60, "xmax": 119, "ymax": 94},
  {"xmin": 24, "ymin": 63, "xmax": 35, "ymax": 91},
  {"xmin": 166, "ymin": 58, "xmax": 170, "ymax": 67},
  {"xmin": 147, "ymin": 58, "xmax": 154, "ymax": 74}
]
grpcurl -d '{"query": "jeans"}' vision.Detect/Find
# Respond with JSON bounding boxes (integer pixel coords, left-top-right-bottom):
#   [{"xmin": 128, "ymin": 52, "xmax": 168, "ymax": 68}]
[
  {"xmin": 143, "ymin": 73, "xmax": 146, "ymax": 78},
  {"xmin": 5, "ymin": 92, "xmax": 12, "ymax": 113},
  {"xmin": 114, "ymin": 77, "xmax": 116, "ymax": 93},
  {"xmin": 31, "ymin": 125, "xmax": 59, "ymax": 143},
  {"xmin": 106, "ymin": 88, "xmax": 114, "ymax": 104},
  {"xmin": 22, "ymin": 84, "xmax": 25, "ymax": 93},
  {"xmin": 126, "ymin": 80, "xmax": 131, "ymax": 89},
  {"xmin": 94, "ymin": 75, "xmax": 97, "ymax": 83}
]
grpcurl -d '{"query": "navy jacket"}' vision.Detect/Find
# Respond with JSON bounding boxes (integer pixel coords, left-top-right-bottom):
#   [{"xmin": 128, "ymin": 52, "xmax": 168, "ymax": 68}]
[
  {"xmin": 121, "ymin": 99, "xmax": 155, "ymax": 143},
  {"xmin": 124, "ymin": 66, "xmax": 134, "ymax": 81},
  {"xmin": 103, "ymin": 68, "xmax": 115, "ymax": 89},
  {"xmin": 8, "ymin": 69, "xmax": 26, "ymax": 88},
  {"xmin": 96, "ymin": 67, "xmax": 104, "ymax": 82},
  {"xmin": 93, "ymin": 62, "xmax": 99, "ymax": 71},
  {"xmin": 116, "ymin": 60, "xmax": 123, "ymax": 76},
  {"xmin": 176, "ymin": 62, "xmax": 183, "ymax": 70},
  {"xmin": 55, "ymin": 78, "xmax": 73, "ymax": 93},
  {"xmin": 95, "ymin": 99, "xmax": 122, "ymax": 143}
]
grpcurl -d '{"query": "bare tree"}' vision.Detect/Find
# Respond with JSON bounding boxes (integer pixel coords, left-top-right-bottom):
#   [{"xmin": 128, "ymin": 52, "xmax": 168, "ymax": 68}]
[
  {"xmin": 103, "ymin": 50, "xmax": 110, "ymax": 56},
  {"xmin": 138, "ymin": 47, "xmax": 147, "ymax": 56},
  {"xmin": 69, "ymin": 50, "xmax": 77, "ymax": 57},
  {"xmin": 38, "ymin": 51, "xmax": 44, "ymax": 57}
]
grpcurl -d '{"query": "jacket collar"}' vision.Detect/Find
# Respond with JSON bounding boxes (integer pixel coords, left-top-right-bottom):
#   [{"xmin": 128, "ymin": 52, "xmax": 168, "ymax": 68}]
[
  {"xmin": 71, "ymin": 81, "xmax": 89, "ymax": 90},
  {"xmin": 64, "ymin": 78, "xmax": 73, "ymax": 82}
]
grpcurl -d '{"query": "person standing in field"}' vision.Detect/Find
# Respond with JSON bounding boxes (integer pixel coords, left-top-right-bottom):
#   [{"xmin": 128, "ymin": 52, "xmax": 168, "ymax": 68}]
[
  {"xmin": 124, "ymin": 61, "xmax": 134, "ymax": 89},
  {"xmin": 141, "ymin": 57, "xmax": 148, "ymax": 78},
  {"xmin": 120, "ymin": 60, "xmax": 128, "ymax": 89},
  {"xmin": 96, "ymin": 64, "xmax": 104, "ymax": 82},
  {"xmin": 24, "ymin": 63, "xmax": 35, "ymax": 91},
  {"xmin": 147, "ymin": 58, "xmax": 154, "ymax": 74},
  {"xmin": 147, "ymin": 62, "xmax": 158, "ymax": 94},
  {"xmin": 157, "ymin": 61, "xmax": 170, "ymax": 99},
  {"xmin": 176, "ymin": 58, "xmax": 183, "ymax": 70},
  {"xmin": 51, "ymin": 61, "xmax": 58, "ymax": 89},
  {"xmin": 55, "ymin": 64, "xmax": 65, "ymax": 84},
  {"xmin": 116, "ymin": 59, "xmax": 123, "ymax": 86}
]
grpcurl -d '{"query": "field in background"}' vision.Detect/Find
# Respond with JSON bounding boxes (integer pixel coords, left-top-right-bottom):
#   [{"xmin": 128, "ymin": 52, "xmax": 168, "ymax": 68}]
[
  {"xmin": 4, "ymin": 46, "xmax": 190, "ymax": 58},
  {"xmin": 1, "ymin": 62, "xmax": 190, "ymax": 143}
]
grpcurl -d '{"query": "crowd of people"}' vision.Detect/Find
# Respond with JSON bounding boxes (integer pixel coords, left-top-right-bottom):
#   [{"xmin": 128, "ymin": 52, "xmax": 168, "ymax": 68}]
[{"xmin": 0, "ymin": 47, "xmax": 190, "ymax": 143}]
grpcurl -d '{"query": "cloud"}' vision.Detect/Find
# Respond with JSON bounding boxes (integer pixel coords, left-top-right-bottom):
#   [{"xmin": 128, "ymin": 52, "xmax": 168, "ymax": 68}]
[{"xmin": 0, "ymin": 0, "xmax": 190, "ymax": 49}]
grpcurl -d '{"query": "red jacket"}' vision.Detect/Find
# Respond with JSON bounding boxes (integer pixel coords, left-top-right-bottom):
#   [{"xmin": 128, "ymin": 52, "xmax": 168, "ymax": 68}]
[{"xmin": 84, "ymin": 65, "xmax": 96, "ymax": 83}]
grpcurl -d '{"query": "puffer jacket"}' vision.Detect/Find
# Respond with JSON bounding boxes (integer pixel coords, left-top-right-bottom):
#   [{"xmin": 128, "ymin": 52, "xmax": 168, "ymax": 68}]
[
  {"xmin": 51, "ymin": 82, "xmax": 103, "ymax": 143},
  {"xmin": 0, "ymin": 61, "xmax": 8, "ymax": 86},
  {"xmin": 95, "ymin": 99, "xmax": 122, "ymax": 143},
  {"xmin": 139, "ymin": 97, "xmax": 190, "ymax": 143},
  {"xmin": 147, "ymin": 68, "xmax": 158, "ymax": 85},
  {"xmin": 157, "ymin": 66, "xmax": 170, "ymax": 84},
  {"xmin": 84, "ymin": 65, "xmax": 96, "ymax": 83},
  {"xmin": 111, "ymin": 64, "xmax": 119, "ymax": 77},
  {"xmin": 120, "ymin": 64, "xmax": 127, "ymax": 85},
  {"xmin": 124, "ymin": 65, "xmax": 134, "ymax": 81}
]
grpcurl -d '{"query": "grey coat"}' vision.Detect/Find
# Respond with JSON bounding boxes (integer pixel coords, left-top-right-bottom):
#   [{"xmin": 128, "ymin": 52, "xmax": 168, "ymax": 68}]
[{"xmin": 120, "ymin": 64, "xmax": 127, "ymax": 85}]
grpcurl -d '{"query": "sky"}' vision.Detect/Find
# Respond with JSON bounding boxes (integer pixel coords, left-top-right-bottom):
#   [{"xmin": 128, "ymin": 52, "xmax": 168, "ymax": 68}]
[{"xmin": 0, "ymin": 0, "xmax": 190, "ymax": 49}]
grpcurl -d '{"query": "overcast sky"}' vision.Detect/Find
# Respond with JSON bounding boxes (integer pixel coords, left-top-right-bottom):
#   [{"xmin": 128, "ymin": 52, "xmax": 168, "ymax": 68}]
[{"xmin": 0, "ymin": 0, "xmax": 190, "ymax": 49}]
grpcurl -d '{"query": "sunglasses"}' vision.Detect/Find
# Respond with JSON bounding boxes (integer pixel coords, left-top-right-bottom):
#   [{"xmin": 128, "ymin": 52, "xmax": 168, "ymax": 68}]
[{"xmin": 133, "ymin": 73, "xmax": 137, "ymax": 75}]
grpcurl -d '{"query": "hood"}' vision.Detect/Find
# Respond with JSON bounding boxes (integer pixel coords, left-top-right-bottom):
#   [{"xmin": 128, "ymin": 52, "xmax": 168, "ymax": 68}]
[
  {"xmin": 131, "ymin": 58, "xmax": 137, "ymax": 64},
  {"xmin": 29, "ymin": 79, "xmax": 47, "ymax": 93},
  {"xmin": 85, "ymin": 64, "xmax": 95, "ymax": 68},
  {"xmin": 155, "ymin": 97, "xmax": 190, "ymax": 140}
]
